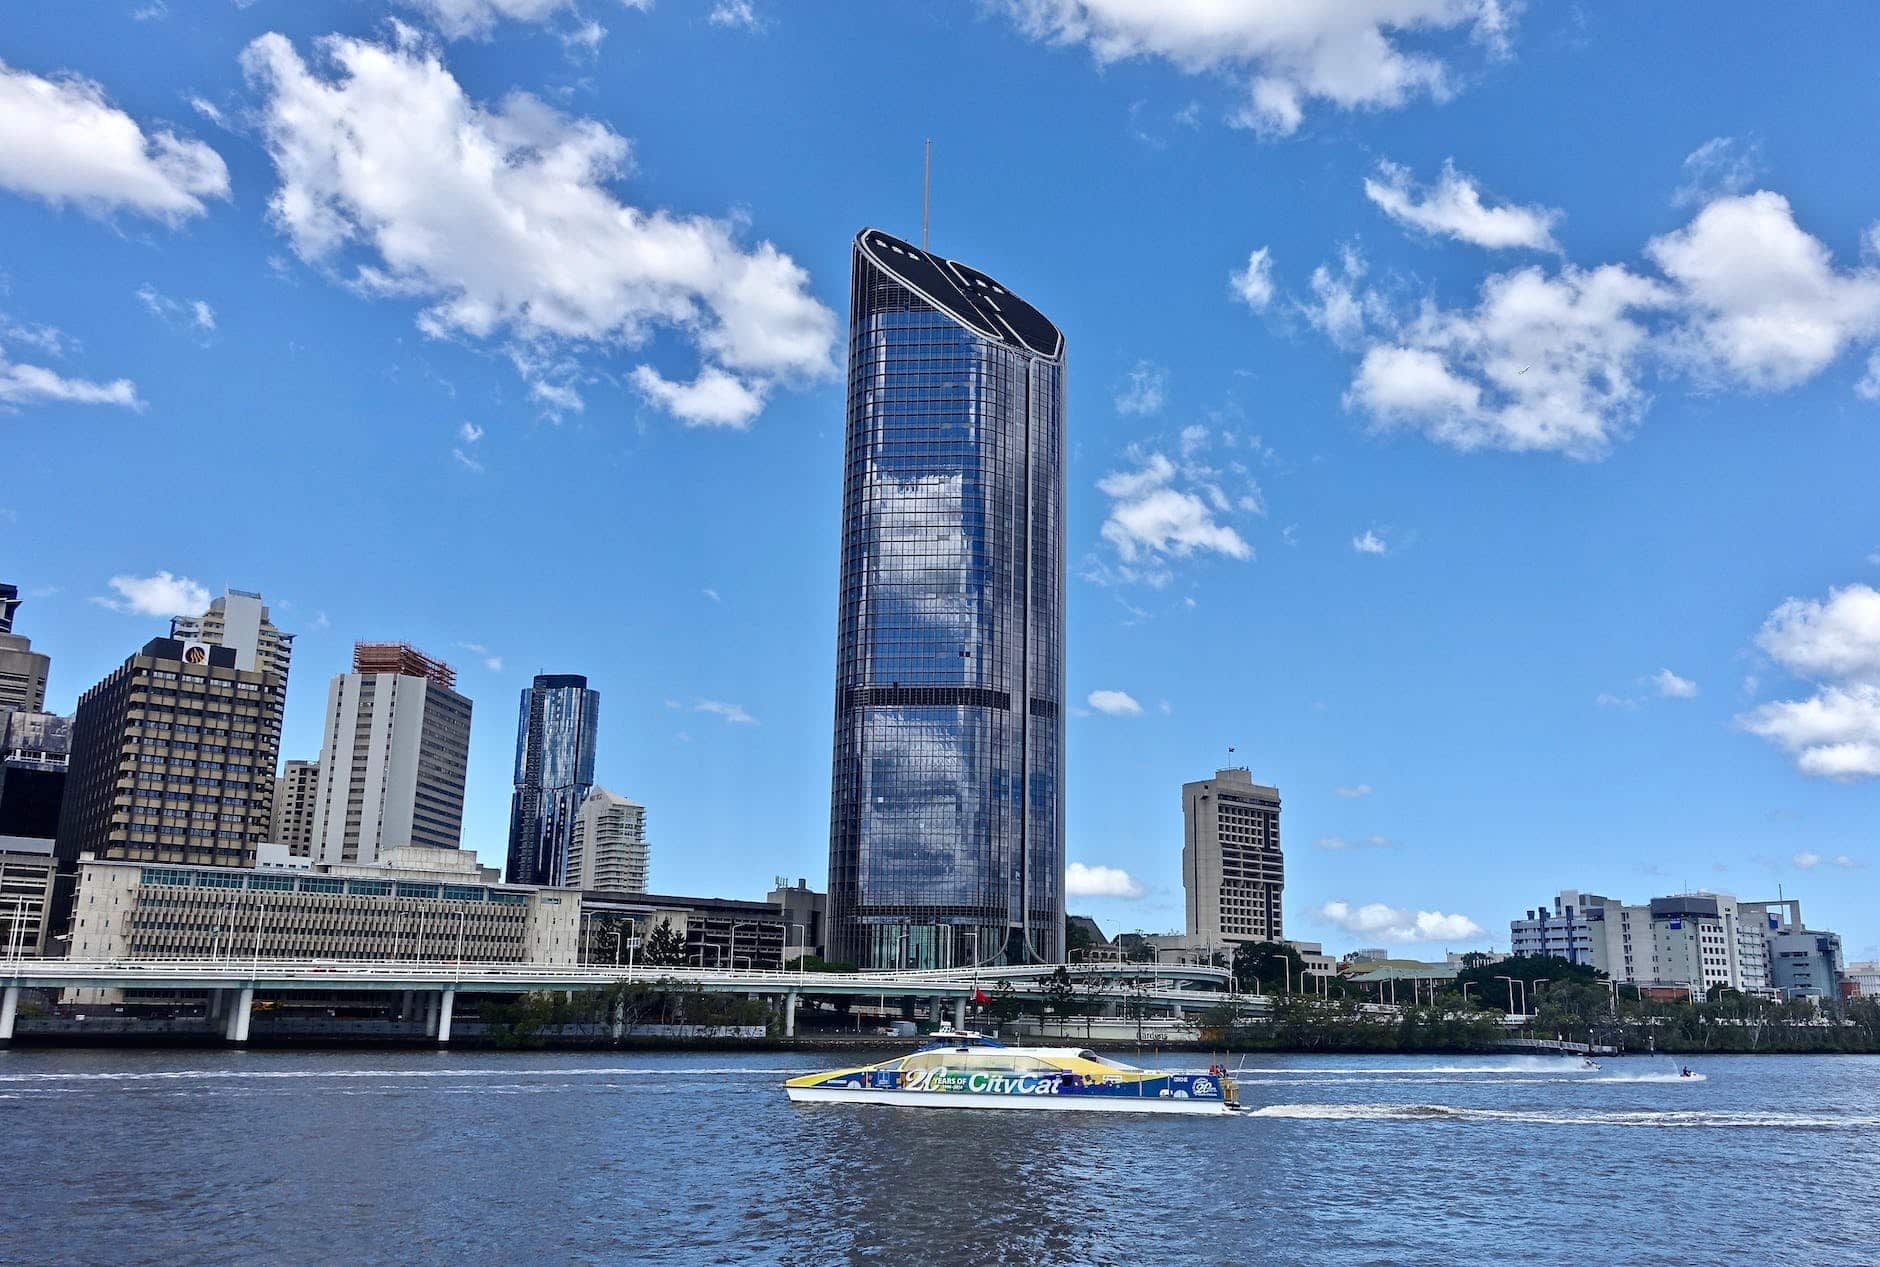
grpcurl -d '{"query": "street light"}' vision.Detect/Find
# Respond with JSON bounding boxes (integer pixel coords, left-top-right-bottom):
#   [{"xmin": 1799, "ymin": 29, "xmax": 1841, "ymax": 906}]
[
  {"xmin": 1267, "ymin": 954, "xmax": 1292, "ymax": 995},
  {"xmin": 1494, "ymin": 975, "xmax": 1525, "ymax": 1016}
]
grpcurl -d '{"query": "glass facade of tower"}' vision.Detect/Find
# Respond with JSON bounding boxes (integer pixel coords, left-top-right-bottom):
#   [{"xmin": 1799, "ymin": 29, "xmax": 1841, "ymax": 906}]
[
  {"xmin": 827, "ymin": 228, "xmax": 1065, "ymax": 970},
  {"xmin": 505, "ymin": 674, "xmax": 599, "ymax": 887}
]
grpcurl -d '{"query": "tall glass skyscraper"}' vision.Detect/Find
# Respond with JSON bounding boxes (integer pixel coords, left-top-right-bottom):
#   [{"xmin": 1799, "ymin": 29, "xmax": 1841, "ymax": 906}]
[
  {"xmin": 505, "ymin": 674, "xmax": 599, "ymax": 887},
  {"xmin": 826, "ymin": 227, "xmax": 1066, "ymax": 970}
]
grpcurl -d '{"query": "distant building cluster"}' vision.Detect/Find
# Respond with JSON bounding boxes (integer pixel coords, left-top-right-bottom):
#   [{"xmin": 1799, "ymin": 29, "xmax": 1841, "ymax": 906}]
[{"xmin": 1513, "ymin": 889, "xmax": 1847, "ymax": 1000}]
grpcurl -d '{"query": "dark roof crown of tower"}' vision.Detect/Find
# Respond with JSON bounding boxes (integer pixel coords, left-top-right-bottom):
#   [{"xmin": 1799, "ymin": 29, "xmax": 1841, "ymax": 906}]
[{"xmin": 855, "ymin": 228, "xmax": 1064, "ymax": 361}]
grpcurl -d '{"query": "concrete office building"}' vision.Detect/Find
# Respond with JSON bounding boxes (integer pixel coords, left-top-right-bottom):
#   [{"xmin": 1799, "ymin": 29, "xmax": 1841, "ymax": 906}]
[
  {"xmin": 1183, "ymin": 767, "xmax": 1285, "ymax": 947},
  {"xmin": 0, "ymin": 836, "xmax": 57, "ymax": 956},
  {"xmin": 825, "ymin": 227, "xmax": 1067, "ymax": 970},
  {"xmin": 581, "ymin": 892, "xmax": 786, "ymax": 970},
  {"xmin": 170, "ymin": 588, "xmax": 295, "ymax": 683},
  {"xmin": 767, "ymin": 876, "xmax": 827, "ymax": 962},
  {"xmin": 56, "ymin": 637, "xmax": 283, "ymax": 873},
  {"xmin": 566, "ymin": 786, "xmax": 647, "ymax": 893},
  {"xmin": 0, "ymin": 711, "xmax": 70, "ymax": 840},
  {"xmin": 1846, "ymin": 960, "xmax": 1880, "ymax": 998},
  {"xmin": 1767, "ymin": 925, "xmax": 1844, "ymax": 998},
  {"xmin": 67, "ymin": 844, "xmax": 579, "ymax": 967},
  {"xmin": 310, "ymin": 644, "xmax": 472, "ymax": 866},
  {"xmin": 505, "ymin": 674, "xmax": 599, "ymax": 887},
  {"xmin": 269, "ymin": 759, "xmax": 320, "ymax": 857},
  {"xmin": 0, "ymin": 583, "xmax": 51, "ymax": 714}
]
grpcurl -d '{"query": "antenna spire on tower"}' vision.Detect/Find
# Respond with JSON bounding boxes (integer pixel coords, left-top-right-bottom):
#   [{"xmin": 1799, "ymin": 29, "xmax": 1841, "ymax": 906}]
[{"xmin": 922, "ymin": 138, "xmax": 932, "ymax": 250}]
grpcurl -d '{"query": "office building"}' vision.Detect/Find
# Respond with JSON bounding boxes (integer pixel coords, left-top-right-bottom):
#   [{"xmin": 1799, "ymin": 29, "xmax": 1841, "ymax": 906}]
[
  {"xmin": 505, "ymin": 674, "xmax": 599, "ymax": 886},
  {"xmin": 0, "ymin": 711, "xmax": 70, "ymax": 840},
  {"xmin": 581, "ymin": 892, "xmax": 786, "ymax": 970},
  {"xmin": 1767, "ymin": 925, "xmax": 1844, "ymax": 998},
  {"xmin": 310, "ymin": 643, "xmax": 472, "ymax": 866},
  {"xmin": 269, "ymin": 759, "xmax": 320, "ymax": 857},
  {"xmin": 1846, "ymin": 960, "xmax": 1880, "ymax": 998},
  {"xmin": 826, "ymin": 227, "xmax": 1067, "ymax": 970},
  {"xmin": 566, "ymin": 785, "xmax": 647, "ymax": 893},
  {"xmin": 0, "ymin": 836, "xmax": 57, "ymax": 956},
  {"xmin": 1183, "ymin": 767, "xmax": 1285, "ymax": 947},
  {"xmin": 67, "ymin": 843, "xmax": 579, "ymax": 967},
  {"xmin": 768, "ymin": 876, "xmax": 827, "ymax": 962},
  {"xmin": 55, "ymin": 637, "xmax": 282, "ymax": 873},
  {"xmin": 0, "ymin": 583, "xmax": 51, "ymax": 713},
  {"xmin": 170, "ymin": 588, "xmax": 295, "ymax": 682}
]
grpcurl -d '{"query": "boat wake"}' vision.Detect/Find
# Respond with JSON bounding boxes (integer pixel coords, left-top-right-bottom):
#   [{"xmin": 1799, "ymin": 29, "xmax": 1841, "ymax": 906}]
[
  {"xmin": 1246, "ymin": 1102, "xmax": 1868, "ymax": 1130},
  {"xmin": 0, "ymin": 1066, "xmax": 801, "ymax": 1084}
]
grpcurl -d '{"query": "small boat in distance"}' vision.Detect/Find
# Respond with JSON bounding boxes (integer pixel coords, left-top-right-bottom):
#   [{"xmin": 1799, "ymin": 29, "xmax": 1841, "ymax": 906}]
[{"xmin": 784, "ymin": 1029, "xmax": 1238, "ymax": 1115}]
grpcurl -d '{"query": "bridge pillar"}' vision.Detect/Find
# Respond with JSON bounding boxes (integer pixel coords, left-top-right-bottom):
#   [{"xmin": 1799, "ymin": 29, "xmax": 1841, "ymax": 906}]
[
  {"xmin": 399, "ymin": 990, "xmax": 414, "ymax": 1021},
  {"xmin": 929, "ymin": 997, "xmax": 943, "ymax": 1024},
  {"xmin": 437, "ymin": 989, "xmax": 456, "ymax": 1045},
  {"xmin": 953, "ymin": 997, "xmax": 965, "ymax": 1031},
  {"xmin": 1, "ymin": 984, "xmax": 18, "ymax": 1041},
  {"xmin": 227, "ymin": 986, "xmax": 254, "ymax": 1044},
  {"xmin": 784, "ymin": 991, "xmax": 798, "ymax": 1038},
  {"xmin": 422, "ymin": 991, "xmax": 439, "ymax": 1037}
]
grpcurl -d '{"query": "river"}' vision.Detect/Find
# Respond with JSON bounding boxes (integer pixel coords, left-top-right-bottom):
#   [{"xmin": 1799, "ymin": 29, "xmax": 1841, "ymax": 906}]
[{"xmin": 4, "ymin": 1047, "xmax": 1875, "ymax": 1265}]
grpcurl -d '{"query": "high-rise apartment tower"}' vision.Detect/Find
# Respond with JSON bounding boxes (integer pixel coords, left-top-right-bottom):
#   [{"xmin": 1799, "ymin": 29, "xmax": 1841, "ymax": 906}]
[{"xmin": 505, "ymin": 674, "xmax": 599, "ymax": 886}]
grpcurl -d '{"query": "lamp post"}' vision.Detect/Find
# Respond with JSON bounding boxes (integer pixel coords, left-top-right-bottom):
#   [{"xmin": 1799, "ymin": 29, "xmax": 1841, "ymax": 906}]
[
  {"xmin": 1494, "ymin": 975, "xmax": 1525, "ymax": 1017},
  {"xmin": 1267, "ymin": 954, "xmax": 1292, "ymax": 995},
  {"xmin": 1461, "ymin": 981, "xmax": 1478, "ymax": 1004}
]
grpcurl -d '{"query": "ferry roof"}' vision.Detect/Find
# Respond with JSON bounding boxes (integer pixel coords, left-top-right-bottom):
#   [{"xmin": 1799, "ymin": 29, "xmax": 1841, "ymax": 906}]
[{"xmin": 856, "ymin": 227, "xmax": 1064, "ymax": 361}]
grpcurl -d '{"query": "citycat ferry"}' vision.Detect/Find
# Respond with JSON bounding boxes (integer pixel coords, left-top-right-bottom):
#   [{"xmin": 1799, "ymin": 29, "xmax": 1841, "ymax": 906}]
[{"xmin": 783, "ymin": 1030, "xmax": 1238, "ymax": 1115}]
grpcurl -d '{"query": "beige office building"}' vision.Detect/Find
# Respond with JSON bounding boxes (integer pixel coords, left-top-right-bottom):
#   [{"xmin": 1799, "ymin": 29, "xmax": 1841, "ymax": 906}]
[
  {"xmin": 568, "ymin": 786, "xmax": 648, "ymax": 893},
  {"xmin": 269, "ymin": 759, "xmax": 321, "ymax": 857},
  {"xmin": 170, "ymin": 588, "xmax": 295, "ymax": 684},
  {"xmin": 1182, "ymin": 767, "xmax": 1284, "ymax": 948},
  {"xmin": 0, "ymin": 583, "xmax": 50, "ymax": 714}
]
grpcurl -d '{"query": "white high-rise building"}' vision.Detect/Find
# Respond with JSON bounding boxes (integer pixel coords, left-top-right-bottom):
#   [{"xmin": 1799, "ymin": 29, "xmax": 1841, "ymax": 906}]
[
  {"xmin": 171, "ymin": 588, "xmax": 295, "ymax": 682},
  {"xmin": 567, "ymin": 786, "xmax": 648, "ymax": 893},
  {"xmin": 310, "ymin": 644, "xmax": 471, "ymax": 866}
]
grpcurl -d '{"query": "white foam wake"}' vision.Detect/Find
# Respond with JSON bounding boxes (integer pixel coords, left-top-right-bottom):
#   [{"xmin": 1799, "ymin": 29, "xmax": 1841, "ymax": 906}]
[
  {"xmin": 0, "ymin": 1066, "xmax": 800, "ymax": 1084},
  {"xmin": 1246, "ymin": 1102, "xmax": 1867, "ymax": 1129}
]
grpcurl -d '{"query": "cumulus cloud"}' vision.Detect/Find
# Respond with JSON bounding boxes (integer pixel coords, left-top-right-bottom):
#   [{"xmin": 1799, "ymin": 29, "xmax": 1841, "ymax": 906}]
[
  {"xmin": 0, "ymin": 59, "xmax": 228, "ymax": 221},
  {"xmin": 998, "ymin": 0, "xmax": 1515, "ymax": 137},
  {"xmin": 396, "ymin": 0, "xmax": 649, "ymax": 40},
  {"xmin": 1, "ymin": 350, "xmax": 142, "ymax": 411},
  {"xmin": 1086, "ymin": 689, "xmax": 1142, "ymax": 716},
  {"xmin": 1740, "ymin": 583, "xmax": 1880, "ymax": 780},
  {"xmin": 1351, "ymin": 529, "xmax": 1389, "ymax": 555},
  {"xmin": 1065, "ymin": 861, "xmax": 1145, "ymax": 899},
  {"xmin": 708, "ymin": 1, "xmax": 764, "ymax": 30},
  {"xmin": 242, "ymin": 29, "xmax": 835, "ymax": 426},
  {"xmin": 1653, "ymin": 668, "xmax": 1699, "ymax": 699},
  {"xmin": 1363, "ymin": 159, "xmax": 1560, "ymax": 252},
  {"xmin": 1092, "ymin": 445, "xmax": 1254, "ymax": 584},
  {"xmin": 1322, "ymin": 191, "xmax": 1880, "ymax": 459},
  {"xmin": 92, "ymin": 571, "xmax": 210, "ymax": 617},
  {"xmin": 1113, "ymin": 360, "xmax": 1167, "ymax": 416},
  {"xmin": 1317, "ymin": 900, "xmax": 1484, "ymax": 943},
  {"xmin": 1793, "ymin": 851, "xmax": 1821, "ymax": 870},
  {"xmin": 694, "ymin": 699, "xmax": 756, "ymax": 725},
  {"xmin": 1229, "ymin": 246, "xmax": 1275, "ymax": 310}
]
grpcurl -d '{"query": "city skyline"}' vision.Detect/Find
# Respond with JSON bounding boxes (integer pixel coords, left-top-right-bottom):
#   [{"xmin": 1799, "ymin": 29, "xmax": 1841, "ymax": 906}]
[{"xmin": 6, "ymin": 6, "xmax": 1880, "ymax": 962}]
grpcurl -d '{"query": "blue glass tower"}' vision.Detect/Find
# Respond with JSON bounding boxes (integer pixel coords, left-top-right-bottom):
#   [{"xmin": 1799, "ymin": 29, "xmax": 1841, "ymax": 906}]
[
  {"xmin": 827, "ymin": 228, "xmax": 1066, "ymax": 970},
  {"xmin": 505, "ymin": 673, "xmax": 599, "ymax": 887}
]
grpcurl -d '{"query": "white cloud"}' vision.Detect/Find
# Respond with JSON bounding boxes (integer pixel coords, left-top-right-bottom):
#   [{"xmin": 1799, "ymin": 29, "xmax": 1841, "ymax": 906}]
[
  {"xmin": 0, "ymin": 59, "xmax": 228, "ymax": 222},
  {"xmin": 1859, "ymin": 352, "xmax": 1880, "ymax": 403},
  {"xmin": 1229, "ymin": 246, "xmax": 1275, "ymax": 310},
  {"xmin": 0, "ymin": 350, "xmax": 142, "ymax": 411},
  {"xmin": 1335, "ymin": 784, "xmax": 1373, "ymax": 798},
  {"xmin": 93, "ymin": 571, "xmax": 210, "ymax": 617},
  {"xmin": 396, "ymin": 0, "xmax": 649, "ymax": 40},
  {"xmin": 1835, "ymin": 854, "xmax": 1860, "ymax": 869},
  {"xmin": 1755, "ymin": 584, "xmax": 1880, "ymax": 683},
  {"xmin": 1065, "ymin": 861, "xmax": 1145, "ymax": 899},
  {"xmin": 1646, "ymin": 191, "xmax": 1880, "ymax": 390},
  {"xmin": 1315, "ymin": 835, "xmax": 1394, "ymax": 851},
  {"xmin": 1364, "ymin": 159, "xmax": 1560, "ymax": 252},
  {"xmin": 136, "ymin": 284, "xmax": 216, "ymax": 338},
  {"xmin": 694, "ymin": 699, "xmax": 756, "ymax": 725},
  {"xmin": 1653, "ymin": 668, "xmax": 1699, "ymax": 699},
  {"xmin": 1113, "ymin": 360, "xmax": 1167, "ymax": 416},
  {"xmin": 1595, "ymin": 692, "xmax": 1639, "ymax": 710},
  {"xmin": 1672, "ymin": 137, "xmax": 1761, "ymax": 208},
  {"xmin": 701, "ymin": 587, "xmax": 722, "ymax": 603},
  {"xmin": 1351, "ymin": 529, "xmax": 1389, "ymax": 556},
  {"xmin": 1086, "ymin": 689, "xmax": 1142, "ymax": 716},
  {"xmin": 709, "ymin": 1, "xmax": 764, "ymax": 30},
  {"xmin": 243, "ymin": 29, "xmax": 835, "ymax": 427},
  {"xmin": 1317, "ymin": 900, "xmax": 1483, "ymax": 943},
  {"xmin": 1094, "ymin": 450, "xmax": 1252, "ymax": 579},
  {"xmin": 1740, "ymin": 583, "xmax": 1880, "ymax": 780},
  {"xmin": 1793, "ymin": 851, "xmax": 1821, "ymax": 870},
  {"xmin": 998, "ymin": 0, "xmax": 1514, "ymax": 137},
  {"xmin": 451, "ymin": 447, "xmax": 484, "ymax": 473},
  {"xmin": 455, "ymin": 641, "xmax": 502, "ymax": 670},
  {"xmin": 457, "ymin": 420, "xmax": 484, "ymax": 443}
]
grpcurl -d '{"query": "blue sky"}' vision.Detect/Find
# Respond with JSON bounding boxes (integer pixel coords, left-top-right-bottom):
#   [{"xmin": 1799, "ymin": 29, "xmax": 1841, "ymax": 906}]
[{"xmin": 5, "ymin": 2, "xmax": 1880, "ymax": 961}]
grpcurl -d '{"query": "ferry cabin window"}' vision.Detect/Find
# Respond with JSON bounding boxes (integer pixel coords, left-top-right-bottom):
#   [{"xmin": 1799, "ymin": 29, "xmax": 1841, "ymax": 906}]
[{"xmin": 900, "ymin": 1052, "xmax": 1051, "ymax": 1073}]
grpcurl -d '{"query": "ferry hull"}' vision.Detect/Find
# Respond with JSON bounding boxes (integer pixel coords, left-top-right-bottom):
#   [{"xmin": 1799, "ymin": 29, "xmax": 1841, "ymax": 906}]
[{"xmin": 785, "ymin": 1086, "xmax": 1233, "ymax": 1115}]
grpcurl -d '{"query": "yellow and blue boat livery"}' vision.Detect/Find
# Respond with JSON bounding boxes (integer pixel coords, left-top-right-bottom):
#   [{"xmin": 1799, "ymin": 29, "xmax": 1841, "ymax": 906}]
[{"xmin": 784, "ymin": 1030, "xmax": 1239, "ymax": 1115}]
